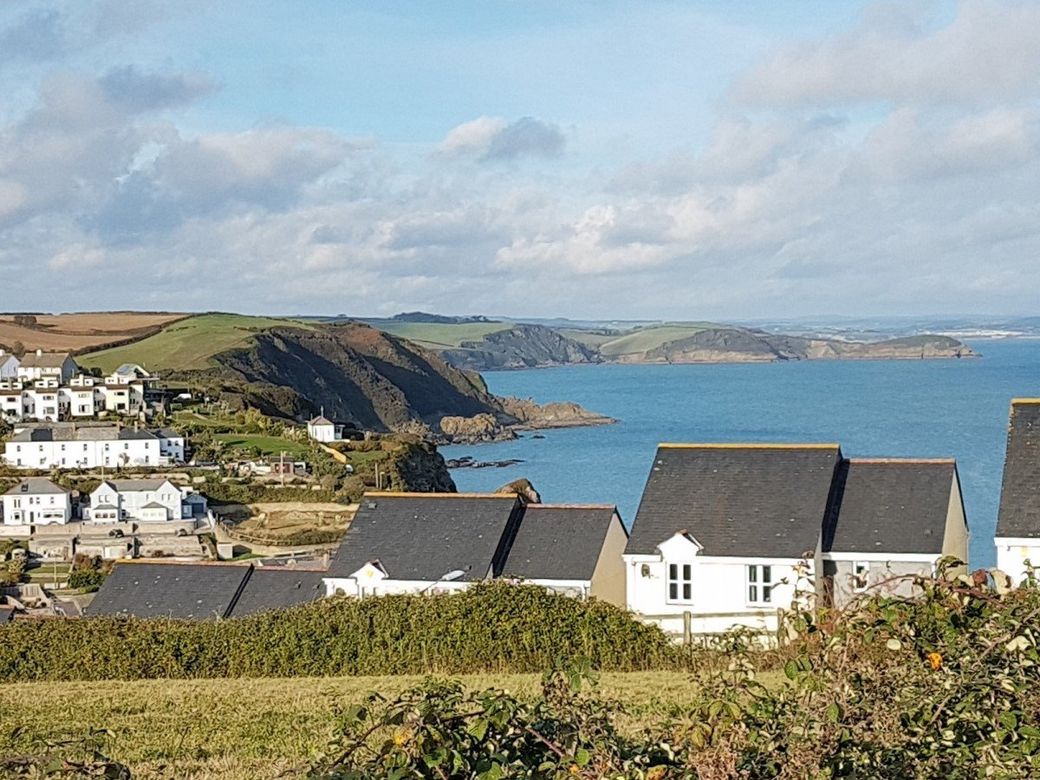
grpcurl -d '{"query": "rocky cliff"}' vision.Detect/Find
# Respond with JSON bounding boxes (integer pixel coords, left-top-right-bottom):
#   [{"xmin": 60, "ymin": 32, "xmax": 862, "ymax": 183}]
[{"xmin": 441, "ymin": 324, "xmax": 600, "ymax": 370}]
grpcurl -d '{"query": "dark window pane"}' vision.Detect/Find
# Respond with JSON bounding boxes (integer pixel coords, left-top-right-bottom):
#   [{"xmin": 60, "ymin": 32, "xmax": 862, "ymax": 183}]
[
  {"xmin": 669, "ymin": 583, "xmax": 677, "ymax": 600},
  {"xmin": 682, "ymin": 564, "xmax": 691, "ymax": 580},
  {"xmin": 669, "ymin": 564, "xmax": 677, "ymax": 579},
  {"xmin": 682, "ymin": 584, "xmax": 691, "ymax": 600},
  {"xmin": 763, "ymin": 586, "xmax": 772, "ymax": 603},
  {"xmin": 748, "ymin": 566, "xmax": 757, "ymax": 583},
  {"xmin": 749, "ymin": 585, "xmax": 757, "ymax": 602},
  {"xmin": 762, "ymin": 566, "xmax": 771, "ymax": 583}
]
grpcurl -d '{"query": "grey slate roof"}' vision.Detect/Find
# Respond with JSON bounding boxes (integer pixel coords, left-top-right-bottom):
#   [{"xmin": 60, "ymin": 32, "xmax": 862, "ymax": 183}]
[
  {"xmin": 229, "ymin": 569, "xmax": 325, "ymax": 617},
  {"xmin": 3, "ymin": 477, "xmax": 68, "ymax": 496},
  {"xmin": 9, "ymin": 426, "xmax": 165, "ymax": 443},
  {"xmin": 502, "ymin": 505, "xmax": 623, "ymax": 581},
  {"xmin": 996, "ymin": 400, "xmax": 1040, "ymax": 538},
  {"xmin": 309, "ymin": 415, "xmax": 333, "ymax": 426},
  {"xmin": 86, "ymin": 563, "xmax": 251, "ymax": 619},
  {"xmin": 326, "ymin": 493, "xmax": 523, "ymax": 580},
  {"xmin": 626, "ymin": 444, "xmax": 843, "ymax": 558},
  {"xmin": 0, "ymin": 606, "xmax": 15, "ymax": 623},
  {"xmin": 99, "ymin": 479, "xmax": 173, "ymax": 492},
  {"xmin": 823, "ymin": 459, "xmax": 958, "ymax": 555},
  {"xmin": 18, "ymin": 352, "xmax": 73, "ymax": 369}
]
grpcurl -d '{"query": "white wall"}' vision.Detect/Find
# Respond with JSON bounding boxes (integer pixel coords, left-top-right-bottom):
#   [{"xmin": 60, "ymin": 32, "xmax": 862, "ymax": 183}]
[
  {"xmin": 308, "ymin": 423, "xmax": 336, "ymax": 442},
  {"xmin": 2, "ymin": 491, "xmax": 71, "ymax": 525},
  {"xmin": 624, "ymin": 553, "xmax": 810, "ymax": 638},
  {"xmin": 995, "ymin": 538, "xmax": 1040, "ymax": 584},
  {"xmin": 89, "ymin": 481, "xmax": 186, "ymax": 522},
  {"xmin": 323, "ymin": 577, "xmax": 474, "ymax": 598},
  {"xmin": 4, "ymin": 437, "xmax": 162, "ymax": 469}
]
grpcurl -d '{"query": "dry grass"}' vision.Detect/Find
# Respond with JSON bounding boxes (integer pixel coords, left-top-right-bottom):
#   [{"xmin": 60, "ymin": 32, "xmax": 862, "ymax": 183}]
[
  {"xmin": 0, "ymin": 671, "xmax": 717, "ymax": 778},
  {"xmin": 234, "ymin": 502, "xmax": 355, "ymax": 539},
  {"xmin": 0, "ymin": 312, "xmax": 188, "ymax": 354}
]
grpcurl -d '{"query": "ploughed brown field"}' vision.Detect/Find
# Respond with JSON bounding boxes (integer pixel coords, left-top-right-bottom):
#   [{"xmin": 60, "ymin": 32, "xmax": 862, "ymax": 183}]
[{"xmin": 0, "ymin": 312, "xmax": 188, "ymax": 354}]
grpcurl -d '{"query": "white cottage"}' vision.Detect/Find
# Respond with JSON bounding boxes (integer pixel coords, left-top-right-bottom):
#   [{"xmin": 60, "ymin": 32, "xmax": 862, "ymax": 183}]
[
  {"xmin": 307, "ymin": 414, "xmax": 340, "ymax": 443},
  {"xmin": 87, "ymin": 478, "xmax": 206, "ymax": 523},
  {"xmin": 2, "ymin": 478, "xmax": 72, "ymax": 525},
  {"xmin": 16, "ymin": 351, "xmax": 78, "ymax": 384},
  {"xmin": 3, "ymin": 426, "xmax": 185, "ymax": 470},
  {"xmin": 995, "ymin": 399, "xmax": 1040, "ymax": 582}
]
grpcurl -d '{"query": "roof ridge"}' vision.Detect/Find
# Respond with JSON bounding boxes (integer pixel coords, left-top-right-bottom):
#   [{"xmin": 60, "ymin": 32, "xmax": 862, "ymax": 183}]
[
  {"xmin": 526, "ymin": 503, "xmax": 617, "ymax": 510},
  {"xmin": 848, "ymin": 457, "xmax": 955, "ymax": 464},
  {"xmin": 1011, "ymin": 398, "xmax": 1040, "ymax": 405},
  {"xmin": 659, "ymin": 442, "xmax": 840, "ymax": 450},
  {"xmin": 363, "ymin": 491, "xmax": 517, "ymax": 499}
]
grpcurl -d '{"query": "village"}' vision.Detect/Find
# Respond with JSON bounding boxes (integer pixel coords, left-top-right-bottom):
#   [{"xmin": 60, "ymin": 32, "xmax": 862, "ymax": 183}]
[{"xmin": 0, "ymin": 349, "xmax": 1038, "ymax": 640}]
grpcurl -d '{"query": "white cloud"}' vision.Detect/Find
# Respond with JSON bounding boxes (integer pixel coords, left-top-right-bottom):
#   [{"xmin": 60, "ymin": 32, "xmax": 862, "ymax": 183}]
[
  {"xmin": 437, "ymin": 116, "xmax": 506, "ymax": 155},
  {"xmin": 436, "ymin": 115, "xmax": 564, "ymax": 161}
]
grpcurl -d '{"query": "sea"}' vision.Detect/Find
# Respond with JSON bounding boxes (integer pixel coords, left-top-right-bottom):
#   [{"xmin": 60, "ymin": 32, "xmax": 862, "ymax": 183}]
[{"xmin": 441, "ymin": 339, "xmax": 1040, "ymax": 568}]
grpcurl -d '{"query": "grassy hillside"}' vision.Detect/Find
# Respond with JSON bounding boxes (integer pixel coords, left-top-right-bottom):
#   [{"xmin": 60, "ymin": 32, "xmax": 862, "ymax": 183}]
[
  {"xmin": 80, "ymin": 313, "xmax": 311, "ymax": 372},
  {"xmin": 0, "ymin": 672, "xmax": 715, "ymax": 778},
  {"xmin": 0, "ymin": 312, "xmax": 187, "ymax": 354},
  {"xmin": 361, "ymin": 319, "xmax": 513, "ymax": 348},
  {"xmin": 594, "ymin": 324, "xmax": 715, "ymax": 357}
]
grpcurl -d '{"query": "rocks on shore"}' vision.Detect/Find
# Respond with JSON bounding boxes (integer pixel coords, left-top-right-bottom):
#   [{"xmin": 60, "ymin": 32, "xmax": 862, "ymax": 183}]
[{"xmin": 446, "ymin": 456, "xmax": 525, "ymax": 469}]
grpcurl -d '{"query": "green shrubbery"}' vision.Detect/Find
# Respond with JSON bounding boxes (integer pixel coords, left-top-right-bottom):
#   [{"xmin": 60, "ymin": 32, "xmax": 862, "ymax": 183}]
[{"xmin": 0, "ymin": 584, "xmax": 676, "ymax": 682}]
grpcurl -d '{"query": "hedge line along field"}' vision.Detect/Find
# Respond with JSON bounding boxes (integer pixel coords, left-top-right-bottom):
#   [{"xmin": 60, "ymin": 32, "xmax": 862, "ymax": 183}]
[
  {"xmin": 0, "ymin": 672, "xmax": 717, "ymax": 779},
  {"xmin": 0, "ymin": 584, "xmax": 682, "ymax": 682}
]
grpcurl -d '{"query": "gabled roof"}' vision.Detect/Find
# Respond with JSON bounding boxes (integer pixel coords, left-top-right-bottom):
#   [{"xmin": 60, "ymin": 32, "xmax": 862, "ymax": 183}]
[
  {"xmin": 996, "ymin": 400, "xmax": 1040, "ymax": 538},
  {"xmin": 502, "ymin": 504, "xmax": 624, "ymax": 581},
  {"xmin": 626, "ymin": 443, "xmax": 843, "ymax": 558},
  {"xmin": 3, "ymin": 477, "xmax": 68, "ymax": 496},
  {"xmin": 308, "ymin": 415, "xmax": 333, "ymax": 426},
  {"xmin": 96, "ymin": 478, "xmax": 175, "ymax": 493},
  {"xmin": 326, "ymin": 492, "xmax": 522, "ymax": 581},
  {"xmin": 823, "ymin": 459, "xmax": 958, "ymax": 555},
  {"xmin": 8, "ymin": 426, "xmax": 164, "ymax": 443},
  {"xmin": 229, "ymin": 569, "xmax": 325, "ymax": 617},
  {"xmin": 86, "ymin": 562, "xmax": 251, "ymax": 620},
  {"xmin": 18, "ymin": 352, "xmax": 73, "ymax": 369}
]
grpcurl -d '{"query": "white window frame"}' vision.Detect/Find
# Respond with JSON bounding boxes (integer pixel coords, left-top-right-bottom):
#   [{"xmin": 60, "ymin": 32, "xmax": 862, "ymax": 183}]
[
  {"xmin": 746, "ymin": 564, "xmax": 773, "ymax": 606},
  {"xmin": 852, "ymin": 561, "xmax": 869, "ymax": 592},
  {"xmin": 666, "ymin": 562, "xmax": 693, "ymax": 604}
]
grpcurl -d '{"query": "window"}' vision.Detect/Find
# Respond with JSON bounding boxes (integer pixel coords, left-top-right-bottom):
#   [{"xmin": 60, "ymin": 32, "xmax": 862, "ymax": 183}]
[
  {"xmin": 747, "ymin": 565, "xmax": 773, "ymax": 605},
  {"xmin": 667, "ymin": 563, "xmax": 693, "ymax": 603},
  {"xmin": 852, "ymin": 561, "xmax": 869, "ymax": 592}
]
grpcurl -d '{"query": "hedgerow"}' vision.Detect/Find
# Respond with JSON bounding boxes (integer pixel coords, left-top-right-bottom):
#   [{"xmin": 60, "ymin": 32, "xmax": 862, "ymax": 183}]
[{"xmin": 0, "ymin": 584, "xmax": 677, "ymax": 681}]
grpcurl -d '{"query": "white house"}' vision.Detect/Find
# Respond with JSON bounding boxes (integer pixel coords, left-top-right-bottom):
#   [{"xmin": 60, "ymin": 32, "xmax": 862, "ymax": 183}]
[
  {"xmin": 322, "ymin": 492, "xmax": 629, "ymax": 606},
  {"xmin": 2, "ymin": 478, "xmax": 72, "ymax": 525},
  {"xmin": 16, "ymin": 351, "xmax": 78, "ymax": 383},
  {"xmin": 995, "ymin": 399, "xmax": 1040, "ymax": 582},
  {"xmin": 624, "ymin": 443, "xmax": 969, "ymax": 640},
  {"xmin": 307, "ymin": 414, "xmax": 340, "ymax": 443},
  {"xmin": 0, "ymin": 350, "xmax": 18, "ymax": 379},
  {"xmin": 3, "ymin": 426, "xmax": 185, "ymax": 470},
  {"xmin": 87, "ymin": 478, "xmax": 207, "ymax": 523}
]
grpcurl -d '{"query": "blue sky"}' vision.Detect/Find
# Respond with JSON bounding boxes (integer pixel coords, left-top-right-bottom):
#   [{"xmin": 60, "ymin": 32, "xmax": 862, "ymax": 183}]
[{"xmin": 1, "ymin": 1, "xmax": 1038, "ymax": 318}]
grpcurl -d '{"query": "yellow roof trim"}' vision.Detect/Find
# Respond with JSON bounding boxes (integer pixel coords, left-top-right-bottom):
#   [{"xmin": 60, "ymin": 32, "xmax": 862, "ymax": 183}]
[
  {"xmin": 1011, "ymin": 398, "xmax": 1040, "ymax": 405},
  {"xmin": 362, "ymin": 491, "xmax": 516, "ymax": 499},
  {"xmin": 658, "ymin": 442, "xmax": 840, "ymax": 450}
]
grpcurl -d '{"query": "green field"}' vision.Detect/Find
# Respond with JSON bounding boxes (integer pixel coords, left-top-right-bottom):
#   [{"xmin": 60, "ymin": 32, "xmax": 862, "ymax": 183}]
[
  {"xmin": 595, "ymin": 324, "xmax": 715, "ymax": 357},
  {"xmin": 80, "ymin": 314, "xmax": 310, "ymax": 373},
  {"xmin": 0, "ymin": 672, "xmax": 726, "ymax": 778},
  {"xmin": 213, "ymin": 434, "xmax": 312, "ymax": 458},
  {"xmin": 361, "ymin": 319, "xmax": 512, "ymax": 348}
]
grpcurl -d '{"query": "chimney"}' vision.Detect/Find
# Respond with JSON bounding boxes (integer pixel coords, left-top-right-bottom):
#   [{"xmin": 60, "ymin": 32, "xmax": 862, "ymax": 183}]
[{"xmin": 36, "ymin": 349, "xmax": 42, "ymax": 356}]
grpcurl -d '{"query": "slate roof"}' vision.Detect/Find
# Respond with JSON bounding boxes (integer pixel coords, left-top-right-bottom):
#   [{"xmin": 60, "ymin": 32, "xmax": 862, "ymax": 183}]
[
  {"xmin": 309, "ymin": 415, "xmax": 333, "ymax": 426},
  {"xmin": 86, "ymin": 562, "xmax": 251, "ymax": 619},
  {"xmin": 229, "ymin": 568, "xmax": 326, "ymax": 617},
  {"xmin": 3, "ymin": 477, "xmax": 68, "ymax": 496},
  {"xmin": 626, "ymin": 444, "xmax": 843, "ymax": 558},
  {"xmin": 9, "ymin": 427, "xmax": 164, "ymax": 443},
  {"xmin": 502, "ymin": 505, "xmax": 623, "ymax": 581},
  {"xmin": 0, "ymin": 606, "xmax": 14, "ymax": 623},
  {"xmin": 18, "ymin": 352, "xmax": 73, "ymax": 369},
  {"xmin": 98, "ymin": 479, "xmax": 174, "ymax": 492},
  {"xmin": 823, "ymin": 459, "xmax": 958, "ymax": 555},
  {"xmin": 996, "ymin": 400, "xmax": 1040, "ymax": 538},
  {"xmin": 326, "ymin": 493, "xmax": 522, "ymax": 580}
]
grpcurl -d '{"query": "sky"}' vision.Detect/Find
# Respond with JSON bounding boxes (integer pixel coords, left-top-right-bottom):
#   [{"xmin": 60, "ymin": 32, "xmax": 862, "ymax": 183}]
[{"xmin": 1, "ymin": 0, "xmax": 1039, "ymax": 319}]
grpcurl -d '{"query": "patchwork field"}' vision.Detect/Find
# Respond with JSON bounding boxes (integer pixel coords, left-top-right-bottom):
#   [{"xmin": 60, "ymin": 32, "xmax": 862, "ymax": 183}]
[
  {"xmin": 80, "ymin": 313, "xmax": 310, "ymax": 373},
  {"xmin": 360, "ymin": 319, "xmax": 513, "ymax": 348},
  {"xmin": 591, "ymin": 323, "xmax": 716, "ymax": 357},
  {"xmin": 0, "ymin": 312, "xmax": 187, "ymax": 354},
  {"xmin": 0, "ymin": 672, "xmax": 721, "ymax": 779}
]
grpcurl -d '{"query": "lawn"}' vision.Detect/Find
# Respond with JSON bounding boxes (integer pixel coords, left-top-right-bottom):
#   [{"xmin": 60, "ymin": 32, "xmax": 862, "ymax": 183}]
[
  {"xmin": 214, "ymin": 434, "xmax": 311, "ymax": 458},
  {"xmin": 362, "ymin": 319, "xmax": 513, "ymax": 348},
  {"xmin": 0, "ymin": 672, "xmax": 724, "ymax": 778},
  {"xmin": 79, "ymin": 313, "xmax": 312, "ymax": 373}
]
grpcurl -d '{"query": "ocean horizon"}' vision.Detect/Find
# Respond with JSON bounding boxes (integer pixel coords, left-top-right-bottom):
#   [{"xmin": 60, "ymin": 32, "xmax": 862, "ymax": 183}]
[{"xmin": 443, "ymin": 338, "xmax": 1040, "ymax": 569}]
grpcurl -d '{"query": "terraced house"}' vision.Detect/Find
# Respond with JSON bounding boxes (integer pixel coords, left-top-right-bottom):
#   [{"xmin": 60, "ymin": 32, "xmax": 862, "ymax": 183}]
[
  {"xmin": 624, "ymin": 443, "xmax": 968, "ymax": 639},
  {"xmin": 994, "ymin": 399, "xmax": 1040, "ymax": 582},
  {"xmin": 3, "ymin": 425, "xmax": 184, "ymax": 470}
]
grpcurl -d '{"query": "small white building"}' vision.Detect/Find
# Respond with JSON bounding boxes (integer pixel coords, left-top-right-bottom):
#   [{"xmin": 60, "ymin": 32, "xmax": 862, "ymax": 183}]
[
  {"xmin": 307, "ymin": 414, "xmax": 341, "ymax": 443},
  {"xmin": 995, "ymin": 399, "xmax": 1040, "ymax": 582},
  {"xmin": 87, "ymin": 478, "xmax": 207, "ymax": 523},
  {"xmin": 3, "ymin": 426, "xmax": 185, "ymax": 470},
  {"xmin": 16, "ymin": 351, "xmax": 78, "ymax": 384},
  {"xmin": 2, "ymin": 478, "xmax": 72, "ymax": 526}
]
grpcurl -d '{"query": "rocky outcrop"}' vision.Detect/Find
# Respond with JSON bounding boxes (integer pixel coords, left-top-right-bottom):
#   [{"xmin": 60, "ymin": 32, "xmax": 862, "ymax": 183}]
[
  {"xmin": 497, "ymin": 397, "xmax": 616, "ymax": 429},
  {"xmin": 441, "ymin": 324, "xmax": 600, "ymax": 370},
  {"xmin": 385, "ymin": 437, "xmax": 457, "ymax": 493},
  {"xmin": 496, "ymin": 478, "xmax": 541, "ymax": 504},
  {"xmin": 439, "ymin": 413, "xmax": 516, "ymax": 443}
]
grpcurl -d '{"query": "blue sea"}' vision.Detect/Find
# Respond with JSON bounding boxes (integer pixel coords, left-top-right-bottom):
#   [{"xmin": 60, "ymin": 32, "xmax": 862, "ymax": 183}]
[{"xmin": 442, "ymin": 339, "xmax": 1040, "ymax": 568}]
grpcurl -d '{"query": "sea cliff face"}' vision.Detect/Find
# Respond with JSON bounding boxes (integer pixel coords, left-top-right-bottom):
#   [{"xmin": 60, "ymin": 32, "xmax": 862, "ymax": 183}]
[{"xmin": 441, "ymin": 324, "xmax": 600, "ymax": 370}]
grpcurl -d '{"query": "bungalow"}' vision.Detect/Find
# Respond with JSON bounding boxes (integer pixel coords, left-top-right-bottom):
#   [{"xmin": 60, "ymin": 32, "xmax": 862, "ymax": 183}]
[
  {"xmin": 995, "ymin": 399, "xmax": 1040, "ymax": 582},
  {"xmin": 86, "ymin": 479, "xmax": 207, "ymax": 523},
  {"xmin": 2, "ymin": 477, "xmax": 72, "ymax": 526},
  {"xmin": 322, "ymin": 492, "xmax": 629, "ymax": 606},
  {"xmin": 624, "ymin": 443, "xmax": 968, "ymax": 638}
]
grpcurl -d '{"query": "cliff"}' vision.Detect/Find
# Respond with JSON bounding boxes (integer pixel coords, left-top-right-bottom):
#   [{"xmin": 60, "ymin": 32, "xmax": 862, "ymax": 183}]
[{"xmin": 441, "ymin": 324, "xmax": 600, "ymax": 370}]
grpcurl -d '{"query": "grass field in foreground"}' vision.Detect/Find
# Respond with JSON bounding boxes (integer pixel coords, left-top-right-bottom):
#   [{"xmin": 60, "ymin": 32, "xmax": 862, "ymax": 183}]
[
  {"xmin": 80, "ymin": 313, "xmax": 311, "ymax": 373},
  {"xmin": 0, "ymin": 671, "xmax": 747, "ymax": 778}
]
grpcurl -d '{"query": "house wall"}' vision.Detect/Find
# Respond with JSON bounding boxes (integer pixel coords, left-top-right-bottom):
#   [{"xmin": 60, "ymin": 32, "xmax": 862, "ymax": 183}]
[
  {"xmin": 995, "ymin": 538, "xmax": 1040, "ymax": 584},
  {"xmin": 309, "ymin": 423, "xmax": 336, "ymax": 442},
  {"xmin": 4, "ymin": 437, "xmax": 162, "ymax": 469},
  {"xmin": 941, "ymin": 474, "xmax": 970, "ymax": 571},
  {"xmin": 88, "ymin": 482, "xmax": 186, "ymax": 522},
  {"xmin": 322, "ymin": 577, "xmax": 474, "ymax": 598},
  {"xmin": 823, "ymin": 557, "xmax": 937, "ymax": 609},
  {"xmin": 624, "ymin": 554, "xmax": 809, "ymax": 638},
  {"xmin": 2, "ymin": 492, "xmax": 71, "ymax": 525},
  {"xmin": 589, "ymin": 512, "xmax": 628, "ymax": 607}
]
